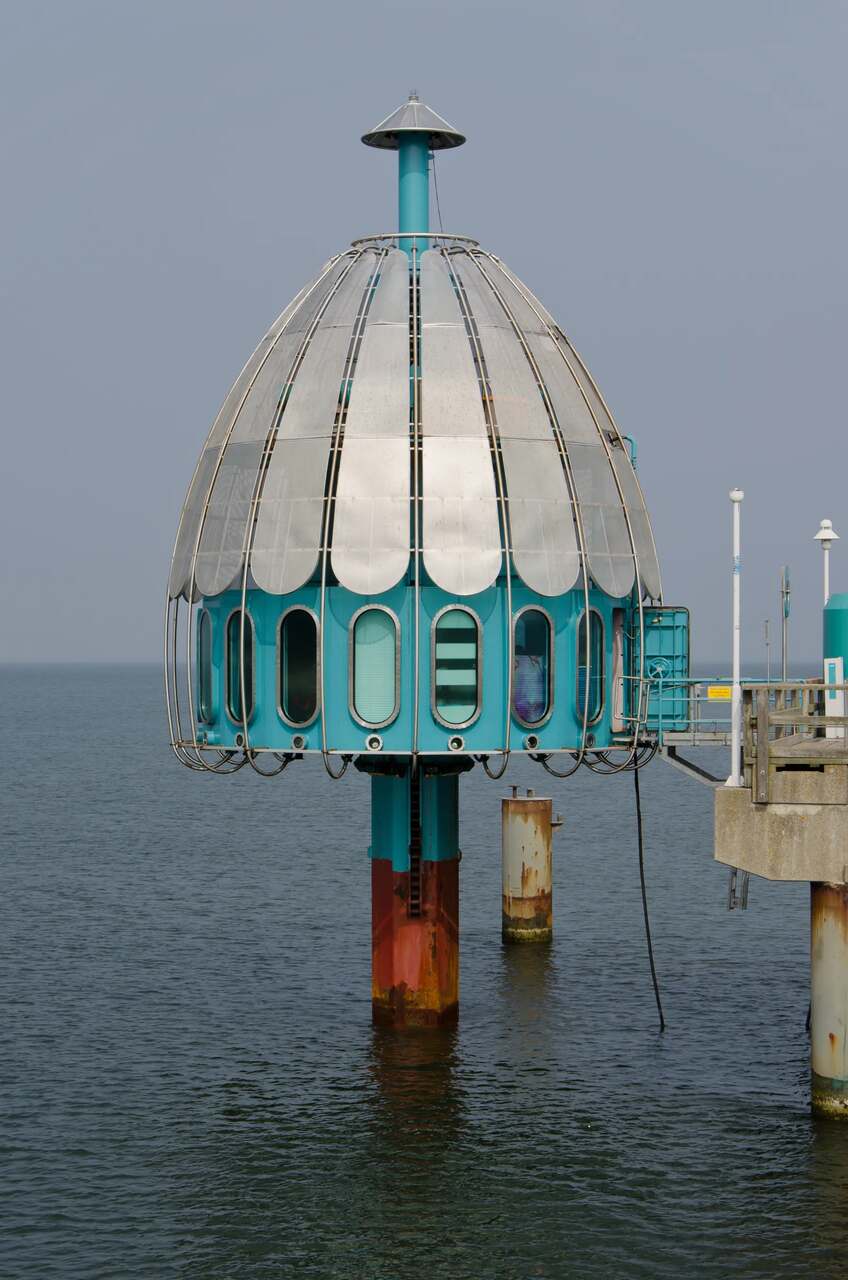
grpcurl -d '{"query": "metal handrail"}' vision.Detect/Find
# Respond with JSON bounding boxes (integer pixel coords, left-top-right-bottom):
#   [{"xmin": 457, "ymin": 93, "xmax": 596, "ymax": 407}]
[{"xmin": 350, "ymin": 232, "xmax": 479, "ymax": 247}]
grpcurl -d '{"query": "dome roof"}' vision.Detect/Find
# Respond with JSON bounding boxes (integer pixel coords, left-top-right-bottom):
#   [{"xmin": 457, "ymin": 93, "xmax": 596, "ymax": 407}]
[{"xmin": 168, "ymin": 239, "xmax": 661, "ymax": 603}]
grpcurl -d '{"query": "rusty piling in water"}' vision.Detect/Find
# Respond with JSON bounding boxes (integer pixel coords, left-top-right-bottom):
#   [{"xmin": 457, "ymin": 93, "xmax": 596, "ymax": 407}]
[
  {"xmin": 501, "ymin": 788, "xmax": 558, "ymax": 943},
  {"xmin": 369, "ymin": 768, "xmax": 461, "ymax": 1027},
  {"xmin": 811, "ymin": 881, "xmax": 848, "ymax": 1116}
]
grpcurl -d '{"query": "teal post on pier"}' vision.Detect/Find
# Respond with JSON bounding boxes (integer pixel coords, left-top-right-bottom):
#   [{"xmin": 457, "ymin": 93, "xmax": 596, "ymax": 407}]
[{"xmin": 398, "ymin": 135, "xmax": 429, "ymax": 256}]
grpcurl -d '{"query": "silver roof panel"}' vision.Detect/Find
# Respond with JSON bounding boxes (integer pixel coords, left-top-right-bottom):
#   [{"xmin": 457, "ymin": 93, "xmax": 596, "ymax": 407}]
[{"xmin": 170, "ymin": 242, "xmax": 661, "ymax": 605}]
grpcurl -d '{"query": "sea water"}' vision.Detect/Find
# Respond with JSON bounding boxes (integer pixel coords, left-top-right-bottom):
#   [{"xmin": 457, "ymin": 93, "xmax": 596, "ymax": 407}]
[{"xmin": 3, "ymin": 665, "xmax": 846, "ymax": 1278}]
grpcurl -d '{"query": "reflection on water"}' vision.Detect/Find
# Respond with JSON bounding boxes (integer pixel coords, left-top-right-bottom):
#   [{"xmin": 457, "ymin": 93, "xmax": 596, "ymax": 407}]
[
  {"xmin": 369, "ymin": 1025, "xmax": 463, "ymax": 1130},
  {"xmin": 807, "ymin": 1117, "xmax": 848, "ymax": 1271},
  {"xmin": 4, "ymin": 666, "xmax": 848, "ymax": 1278},
  {"xmin": 498, "ymin": 938, "xmax": 555, "ymax": 1021}
]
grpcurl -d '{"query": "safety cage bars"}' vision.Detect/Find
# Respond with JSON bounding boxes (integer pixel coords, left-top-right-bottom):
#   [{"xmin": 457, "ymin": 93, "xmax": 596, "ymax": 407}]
[
  {"xmin": 165, "ymin": 233, "xmax": 659, "ymax": 777},
  {"xmin": 166, "ymin": 596, "xmax": 658, "ymax": 776}
]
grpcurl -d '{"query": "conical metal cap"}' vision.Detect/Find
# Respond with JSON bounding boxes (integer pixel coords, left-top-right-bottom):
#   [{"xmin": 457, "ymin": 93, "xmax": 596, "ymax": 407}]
[{"xmin": 362, "ymin": 92, "xmax": 465, "ymax": 151}]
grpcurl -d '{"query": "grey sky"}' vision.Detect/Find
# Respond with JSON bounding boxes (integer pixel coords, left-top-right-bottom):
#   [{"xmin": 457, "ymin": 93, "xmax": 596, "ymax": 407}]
[{"xmin": 2, "ymin": 0, "xmax": 845, "ymax": 663}]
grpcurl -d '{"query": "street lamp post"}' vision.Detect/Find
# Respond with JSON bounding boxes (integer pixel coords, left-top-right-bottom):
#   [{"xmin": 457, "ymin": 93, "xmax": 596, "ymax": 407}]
[
  {"xmin": 814, "ymin": 519, "xmax": 840, "ymax": 606},
  {"xmin": 727, "ymin": 488, "xmax": 744, "ymax": 787}
]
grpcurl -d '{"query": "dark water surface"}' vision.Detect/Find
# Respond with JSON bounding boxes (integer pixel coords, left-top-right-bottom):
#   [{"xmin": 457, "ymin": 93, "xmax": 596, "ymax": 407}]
[{"xmin": 4, "ymin": 665, "xmax": 847, "ymax": 1278}]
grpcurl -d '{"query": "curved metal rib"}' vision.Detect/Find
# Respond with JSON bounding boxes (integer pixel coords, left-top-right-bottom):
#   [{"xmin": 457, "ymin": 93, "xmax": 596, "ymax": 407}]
[
  {"xmin": 331, "ymin": 248, "xmax": 411, "ymax": 594},
  {"xmin": 418, "ymin": 250, "xmax": 501, "ymax": 596},
  {"xmin": 480, "ymin": 253, "xmax": 649, "ymax": 762},
  {"xmin": 250, "ymin": 251, "xmax": 380, "ymax": 595},
  {"xmin": 317, "ymin": 251, "xmax": 389, "ymax": 765},
  {"xmin": 175, "ymin": 253, "xmax": 366, "ymax": 772},
  {"xmin": 466, "ymin": 250, "xmax": 593, "ymax": 768},
  {"xmin": 440, "ymin": 247, "xmax": 512, "ymax": 759},
  {"xmin": 449, "ymin": 255, "xmax": 579, "ymax": 597}
]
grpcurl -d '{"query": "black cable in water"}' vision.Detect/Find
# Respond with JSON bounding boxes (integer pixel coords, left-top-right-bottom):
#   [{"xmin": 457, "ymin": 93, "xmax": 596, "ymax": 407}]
[{"xmin": 634, "ymin": 766, "xmax": 666, "ymax": 1032}]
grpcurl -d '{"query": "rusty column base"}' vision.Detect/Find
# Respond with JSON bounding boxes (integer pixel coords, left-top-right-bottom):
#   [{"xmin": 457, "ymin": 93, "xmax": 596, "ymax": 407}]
[
  {"xmin": 371, "ymin": 857, "xmax": 459, "ymax": 1027},
  {"xmin": 502, "ymin": 903, "xmax": 553, "ymax": 944},
  {"xmin": 811, "ymin": 882, "xmax": 848, "ymax": 1117},
  {"xmin": 811, "ymin": 1072, "xmax": 848, "ymax": 1117}
]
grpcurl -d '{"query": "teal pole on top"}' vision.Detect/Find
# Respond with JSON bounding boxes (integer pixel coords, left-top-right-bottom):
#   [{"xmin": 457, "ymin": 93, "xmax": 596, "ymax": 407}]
[
  {"xmin": 361, "ymin": 92, "xmax": 466, "ymax": 260},
  {"xmin": 398, "ymin": 133, "xmax": 430, "ymax": 256}
]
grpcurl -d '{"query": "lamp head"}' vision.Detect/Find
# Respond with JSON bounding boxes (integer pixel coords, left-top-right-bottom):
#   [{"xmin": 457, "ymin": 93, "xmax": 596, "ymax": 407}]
[{"xmin": 814, "ymin": 518, "xmax": 839, "ymax": 546}]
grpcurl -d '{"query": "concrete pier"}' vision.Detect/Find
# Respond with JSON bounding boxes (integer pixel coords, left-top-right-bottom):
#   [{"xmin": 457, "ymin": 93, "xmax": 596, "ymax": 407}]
[
  {"xmin": 715, "ymin": 681, "xmax": 848, "ymax": 1115},
  {"xmin": 811, "ymin": 881, "xmax": 848, "ymax": 1116},
  {"xmin": 501, "ymin": 789, "xmax": 555, "ymax": 943}
]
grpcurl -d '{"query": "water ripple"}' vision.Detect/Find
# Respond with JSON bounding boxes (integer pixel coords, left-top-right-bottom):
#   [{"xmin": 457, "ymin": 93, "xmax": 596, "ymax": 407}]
[{"xmin": 2, "ymin": 666, "xmax": 842, "ymax": 1278}]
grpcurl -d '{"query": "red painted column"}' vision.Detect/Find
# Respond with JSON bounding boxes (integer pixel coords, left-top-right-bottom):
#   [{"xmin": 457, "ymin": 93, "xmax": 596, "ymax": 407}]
[{"xmin": 370, "ymin": 771, "xmax": 460, "ymax": 1027}]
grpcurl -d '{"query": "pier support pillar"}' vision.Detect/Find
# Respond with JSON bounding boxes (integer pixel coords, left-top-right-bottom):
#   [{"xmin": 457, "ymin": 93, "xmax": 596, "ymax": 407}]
[
  {"xmin": 370, "ymin": 769, "xmax": 459, "ymax": 1027},
  {"xmin": 502, "ymin": 789, "xmax": 555, "ymax": 943},
  {"xmin": 811, "ymin": 881, "xmax": 848, "ymax": 1116}
]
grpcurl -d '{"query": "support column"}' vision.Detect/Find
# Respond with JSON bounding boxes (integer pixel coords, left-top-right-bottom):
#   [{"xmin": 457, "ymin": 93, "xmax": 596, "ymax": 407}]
[
  {"xmin": 811, "ymin": 881, "xmax": 848, "ymax": 1116},
  {"xmin": 371, "ymin": 769, "xmax": 459, "ymax": 1026},
  {"xmin": 398, "ymin": 135, "xmax": 429, "ymax": 257},
  {"xmin": 502, "ymin": 788, "xmax": 555, "ymax": 943}
]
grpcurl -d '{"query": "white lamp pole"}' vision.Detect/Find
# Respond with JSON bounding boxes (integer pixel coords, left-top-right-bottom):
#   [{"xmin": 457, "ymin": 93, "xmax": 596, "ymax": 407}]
[
  {"xmin": 815, "ymin": 519, "xmax": 839, "ymax": 605},
  {"xmin": 727, "ymin": 488, "xmax": 744, "ymax": 787}
]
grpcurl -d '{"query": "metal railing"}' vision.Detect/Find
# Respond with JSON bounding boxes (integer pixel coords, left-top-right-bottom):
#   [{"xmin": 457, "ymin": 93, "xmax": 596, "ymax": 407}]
[{"xmin": 617, "ymin": 675, "xmax": 738, "ymax": 745}]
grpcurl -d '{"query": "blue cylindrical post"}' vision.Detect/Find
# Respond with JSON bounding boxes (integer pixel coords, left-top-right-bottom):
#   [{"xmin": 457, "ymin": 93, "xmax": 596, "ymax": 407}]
[{"xmin": 398, "ymin": 135, "xmax": 429, "ymax": 257}]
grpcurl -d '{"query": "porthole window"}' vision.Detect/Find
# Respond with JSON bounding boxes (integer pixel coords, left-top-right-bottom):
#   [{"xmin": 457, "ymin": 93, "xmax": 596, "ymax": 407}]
[
  {"xmin": 432, "ymin": 607, "xmax": 481, "ymax": 728},
  {"xmin": 226, "ymin": 609, "xmax": 255, "ymax": 723},
  {"xmin": 513, "ymin": 607, "xmax": 552, "ymax": 727},
  {"xmin": 198, "ymin": 609, "xmax": 214, "ymax": 724},
  {"xmin": 576, "ymin": 609, "xmax": 604, "ymax": 725},
  {"xmin": 350, "ymin": 607, "xmax": 399, "ymax": 728},
  {"xmin": 278, "ymin": 608, "xmax": 319, "ymax": 727}
]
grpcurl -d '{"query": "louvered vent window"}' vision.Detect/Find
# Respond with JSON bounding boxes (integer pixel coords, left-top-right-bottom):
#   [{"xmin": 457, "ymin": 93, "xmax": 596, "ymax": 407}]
[{"xmin": 433, "ymin": 608, "xmax": 481, "ymax": 728}]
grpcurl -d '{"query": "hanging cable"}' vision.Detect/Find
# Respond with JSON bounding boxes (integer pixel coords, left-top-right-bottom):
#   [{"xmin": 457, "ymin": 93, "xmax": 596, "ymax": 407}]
[
  {"xmin": 480, "ymin": 752, "xmax": 510, "ymax": 780},
  {"xmin": 323, "ymin": 753, "xmax": 351, "ymax": 780},
  {"xmin": 634, "ymin": 766, "xmax": 666, "ymax": 1032},
  {"xmin": 431, "ymin": 152, "xmax": 445, "ymax": 232},
  {"xmin": 537, "ymin": 752, "xmax": 582, "ymax": 779}
]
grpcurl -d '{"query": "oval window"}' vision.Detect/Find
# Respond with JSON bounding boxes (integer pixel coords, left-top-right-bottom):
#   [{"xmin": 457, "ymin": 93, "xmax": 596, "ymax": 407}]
[
  {"xmin": 198, "ymin": 609, "xmax": 214, "ymax": 723},
  {"xmin": 513, "ymin": 608, "xmax": 552, "ymax": 727},
  {"xmin": 279, "ymin": 609, "xmax": 318, "ymax": 726},
  {"xmin": 576, "ymin": 609, "xmax": 604, "ymax": 725},
  {"xmin": 433, "ymin": 608, "xmax": 480, "ymax": 727},
  {"xmin": 226, "ymin": 609, "xmax": 254, "ymax": 722},
  {"xmin": 351, "ymin": 608, "xmax": 399, "ymax": 727}
]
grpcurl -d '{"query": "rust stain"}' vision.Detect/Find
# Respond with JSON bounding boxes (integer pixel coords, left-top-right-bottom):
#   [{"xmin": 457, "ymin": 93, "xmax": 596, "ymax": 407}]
[
  {"xmin": 371, "ymin": 857, "xmax": 459, "ymax": 1028},
  {"xmin": 502, "ymin": 884, "xmax": 552, "ymax": 939},
  {"xmin": 811, "ymin": 882, "xmax": 848, "ymax": 944}
]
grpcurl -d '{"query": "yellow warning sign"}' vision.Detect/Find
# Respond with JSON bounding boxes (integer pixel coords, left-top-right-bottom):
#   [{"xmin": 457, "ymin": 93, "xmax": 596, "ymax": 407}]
[{"xmin": 707, "ymin": 685, "xmax": 732, "ymax": 700}]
